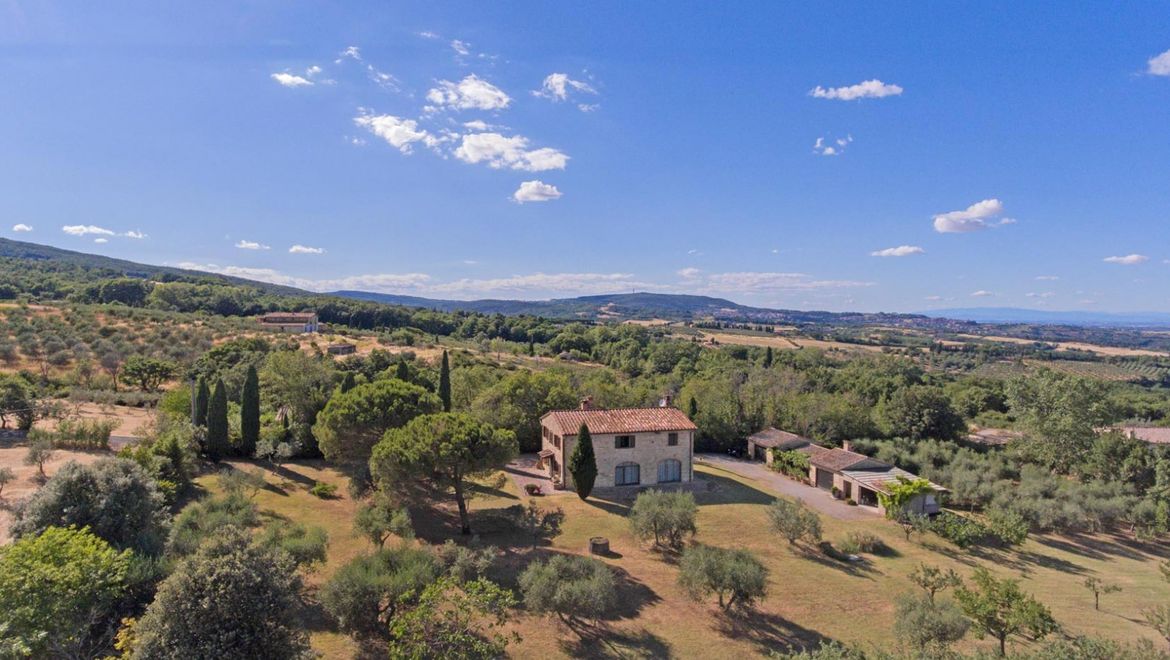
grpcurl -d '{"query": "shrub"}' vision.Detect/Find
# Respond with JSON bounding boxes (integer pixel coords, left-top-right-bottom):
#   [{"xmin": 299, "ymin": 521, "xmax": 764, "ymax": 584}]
[
  {"xmin": 519, "ymin": 554, "xmax": 617, "ymax": 623},
  {"xmin": 524, "ymin": 483, "xmax": 542, "ymax": 495},
  {"xmin": 629, "ymin": 489, "xmax": 698, "ymax": 548},
  {"xmin": 769, "ymin": 449, "xmax": 810, "ymax": 479},
  {"xmin": 11, "ymin": 458, "xmax": 169, "ymax": 556},
  {"xmin": 435, "ymin": 540, "xmax": 496, "ymax": 582},
  {"xmin": 839, "ymin": 531, "xmax": 888, "ymax": 555},
  {"xmin": 893, "ymin": 594, "xmax": 970, "ymax": 655},
  {"xmin": 309, "ymin": 481, "xmax": 338, "ymax": 499},
  {"xmin": 132, "ymin": 527, "xmax": 311, "ymax": 658},
  {"xmin": 930, "ymin": 511, "xmax": 989, "ymax": 549},
  {"xmin": 678, "ymin": 544, "xmax": 768, "ymax": 611},
  {"xmin": 257, "ymin": 522, "xmax": 328, "ymax": 570},
  {"xmin": 167, "ymin": 493, "xmax": 258, "ymax": 557}
]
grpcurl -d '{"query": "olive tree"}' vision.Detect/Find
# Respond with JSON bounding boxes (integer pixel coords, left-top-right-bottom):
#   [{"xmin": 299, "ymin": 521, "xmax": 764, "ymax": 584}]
[
  {"xmin": 628, "ymin": 489, "xmax": 697, "ymax": 548},
  {"xmin": 954, "ymin": 567, "xmax": 1058, "ymax": 656},
  {"xmin": 519, "ymin": 554, "xmax": 617, "ymax": 625},
  {"xmin": 320, "ymin": 545, "xmax": 439, "ymax": 639},
  {"xmin": 677, "ymin": 544, "xmax": 768, "ymax": 611},
  {"xmin": 767, "ymin": 498, "xmax": 822, "ymax": 547}
]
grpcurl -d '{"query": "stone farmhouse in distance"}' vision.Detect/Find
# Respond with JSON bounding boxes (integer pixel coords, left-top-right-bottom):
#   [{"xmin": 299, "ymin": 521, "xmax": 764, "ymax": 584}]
[
  {"xmin": 539, "ymin": 396, "xmax": 697, "ymax": 490},
  {"xmin": 258, "ymin": 312, "xmax": 319, "ymax": 333}
]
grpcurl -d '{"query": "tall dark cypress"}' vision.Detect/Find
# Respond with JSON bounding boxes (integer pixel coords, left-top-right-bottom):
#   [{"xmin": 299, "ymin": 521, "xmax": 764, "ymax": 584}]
[
  {"xmin": 206, "ymin": 379, "xmax": 229, "ymax": 462},
  {"xmin": 438, "ymin": 350, "xmax": 451, "ymax": 412},
  {"xmin": 567, "ymin": 423, "xmax": 597, "ymax": 500},
  {"xmin": 687, "ymin": 396, "xmax": 698, "ymax": 420},
  {"xmin": 764, "ymin": 346, "xmax": 774, "ymax": 368},
  {"xmin": 395, "ymin": 359, "xmax": 410, "ymax": 382},
  {"xmin": 194, "ymin": 378, "xmax": 209, "ymax": 427},
  {"xmin": 339, "ymin": 372, "xmax": 356, "ymax": 393},
  {"xmin": 527, "ymin": 339, "xmax": 536, "ymax": 357},
  {"xmin": 240, "ymin": 365, "xmax": 260, "ymax": 457}
]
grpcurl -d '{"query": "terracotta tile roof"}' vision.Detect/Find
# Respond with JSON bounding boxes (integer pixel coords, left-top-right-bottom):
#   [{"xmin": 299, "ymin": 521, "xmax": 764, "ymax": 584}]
[
  {"xmin": 810, "ymin": 448, "xmax": 887, "ymax": 472},
  {"xmin": 748, "ymin": 427, "xmax": 813, "ymax": 449},
  {"xmin": 542, "ymin": 407, "xmax": 698, "ymax": 436},
  {"xmin": 1118, "ymin": 427, "xmax": 1170, "ymax": 445},
  {"xmin": 260, "ymin": 312, "xmax": 317, "ymax": 321}
]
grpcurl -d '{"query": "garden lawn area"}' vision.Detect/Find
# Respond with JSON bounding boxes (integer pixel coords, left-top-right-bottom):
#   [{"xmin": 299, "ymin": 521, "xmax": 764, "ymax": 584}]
[{"xmin": 195, "ymin": 460, "xmax": 1170, "ymax": 659}]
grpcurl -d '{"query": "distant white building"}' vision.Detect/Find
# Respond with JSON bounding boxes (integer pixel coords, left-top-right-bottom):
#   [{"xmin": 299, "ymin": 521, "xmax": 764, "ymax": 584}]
[{"xmin": 258, "ymin": 312, "xmax": 319, "ymax": 333}]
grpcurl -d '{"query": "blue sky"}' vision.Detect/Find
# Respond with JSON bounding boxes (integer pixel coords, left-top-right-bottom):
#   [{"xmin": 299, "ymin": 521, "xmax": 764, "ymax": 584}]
[{"xmin": 2, "ymin": 3, "xmax": 1169, "ymax": 312}]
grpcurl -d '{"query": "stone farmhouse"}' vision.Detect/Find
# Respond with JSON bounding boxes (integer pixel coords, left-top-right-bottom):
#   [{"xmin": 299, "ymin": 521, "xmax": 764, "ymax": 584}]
[
  {"xmin": 747, "ymin": 427, "xmax": 946, "ymax": 516},
  {"xmin": 539, "ymin": 397, "xmax": 697, "ymax": 490},
  {"xmin": 258, "ymin": 312, "xmax": 319, "ymax": 333}
]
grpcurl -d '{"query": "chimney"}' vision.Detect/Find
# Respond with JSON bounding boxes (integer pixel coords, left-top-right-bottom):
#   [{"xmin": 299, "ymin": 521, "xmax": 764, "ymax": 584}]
[
  {"xmin": 841, "ymin": 440, "xmax": 854, "ymax": 453},
  {"xmin": 579, "ymin": 396, "xmax": 594, "ymax": 411},
  {"xmin": 659, "ymin": 394, "xmax": 673, "ymax": 408}
]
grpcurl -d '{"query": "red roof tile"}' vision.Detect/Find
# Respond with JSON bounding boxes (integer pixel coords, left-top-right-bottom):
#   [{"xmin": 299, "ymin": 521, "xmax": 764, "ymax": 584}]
[
  {"xmin": 542, "ymin": 407, "xmax": 697, "ymax": 436},
  {"xmin": 810, "ymin": 448, "xmax": 887, "ymax": 472}
]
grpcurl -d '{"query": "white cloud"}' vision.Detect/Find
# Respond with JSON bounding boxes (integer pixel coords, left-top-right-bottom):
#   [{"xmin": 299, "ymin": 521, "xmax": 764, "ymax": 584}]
[
  {"xmin": 970, "ymin": 290, "xmax": 995, "ymax": 297},
  {"xmin": 450, "ymin": 39, "xmax": 471, "ymax": 56},
  {"xmin": 1103, "ymin": 254, "xmax": 1148, "ymax": 265},
  {"xmin": 814, "ymin": 135, "xmax": 852, "ymax": 156},
  {"xmin": 1035, "ymin": 275, "xmax": 1059, "ymax": 281},
  {"xmin": 12, "ymin": 223, "xmax": 32, "ymax": 232},
  {"xmin": 462, "ymin": 119, "xmax": 493, "ymax": 131},
  {"xmin": 454, "ymin": 132, "xmax": 568, "ymax": 171},
  {"xmin": 418, "ymin": 31, "xmax": 439, "ymax": 40},
  {"xmin": 1026, "ymin": 292, "xmax": 1055, "ymax": 298},
  {"xmin": 932, "ymin": 199, "xmax": 1015, "ymax": 233},
  {"xmin": 366, "ymin": 66, "xmax": 399, "ymax": 91},
  {"xmin": 123, "ymin": 230, "xmax": 147, "ymax": 239},
  {"xmin": 62, "ymin": 224, "xmax": 115, "ymax": 236},
  {"xmin": 512, "ymin": 180, "xmax": 562, "ymax": 203},
  {"xmin": 533, "ymin": 73, "xmax": 597, "ymax": 104},
  {"xmin": 336, "ymin": 46, "xmax": 362, "ymax": 62},
  {"xmin": 1149, "ymin": 49, "xmax": 1170, "ymax": 76},
  {"xmin": 870, "ymin": 245, "xmax": 924, "ymax": 257},
  {"xmin": 353, "ymin": 113, "xmax": 437, "ymax": 153},
  {"xmin": 426, "ymin": 75, "xmax": 511, "ymax": 111},
  {"xmin": 236, "ymin": 240, "xmax": 270, "ymax": 250},
  {"xmin": 810, "ymin": 79, "xmax": 903, "ymax": 101},
  {"xmin": 923, "ymin": 295, "xmax": 944, "ymax": 301},
  {"xmin": 677, "ymin": 267, "xmax": 702, "ymax": 279},
  {"xmin": 289, "ymin": 244, "xmax": 325, "ymax": 254},
  {"xmin": 94, "ymin": 238, "xmax": 108, "ymax": 244},
  {"xmin": 271, "ymin": 72, "xmax": 313, "ymax": 88},
  {"xmin": 697, "ymin": 272, "xmax": 873, "ymax": 294}
]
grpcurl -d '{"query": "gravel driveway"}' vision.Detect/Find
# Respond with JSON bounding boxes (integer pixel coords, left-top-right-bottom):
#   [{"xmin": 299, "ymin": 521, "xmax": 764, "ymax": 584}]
[{"xmin": 696, "ymin": 453, "xmax": 880, "ymax": 521}]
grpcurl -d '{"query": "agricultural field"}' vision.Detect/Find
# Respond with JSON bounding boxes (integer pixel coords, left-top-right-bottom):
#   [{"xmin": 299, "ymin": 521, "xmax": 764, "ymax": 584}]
[{"xmin": 1026, "ymin": 359, "xmax": 1170, "ymax": 383}]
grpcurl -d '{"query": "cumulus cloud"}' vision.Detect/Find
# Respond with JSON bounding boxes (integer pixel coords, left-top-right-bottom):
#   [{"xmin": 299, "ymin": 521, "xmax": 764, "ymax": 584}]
[
  {"xmin": 271, "ymin": 72, "xmax": 313, "ymax": 88},
  {"xmin": 677, "ymin": 268, "xmax": 702, "ymax": 279},
  {"xmin": 970, "ymin": 290, "xmax": 995, "ymax": 297},
  {"xmin": 1103, "ymin": 254, "xmax": 1148, "ymax": 265},
  {"xmin": 236, "ymin": 240, "xmax": 270, "ymax": 250},
  {"xmin": 1035, "ymin": 275, "xmax": 1059, "ymax": 281},
  {"xmin": 94, "ymin": 238, "xmax": 109, "ymax": 244},
  {"xmin": 697, "ymin": 272, "xmax": 873, "ymax": 294},
  {"xmin": 454, "ymin": 133, "xmax": 568, "ymax": 171},
  {"xmin": 450, "ymin": 39, "xmax": 471, "ymax": 56},
  {"xmin": 512, "ymin": 180, "xmax": 562, "ymax": 203},
  {"xmin": 289, "ymin": 244, "xmax": 325, "ymax": 254},
  {"xmin": 124, "ymin": 230, "xmax": 147, "ymax": 239},
  {"xmin": 426, "ymin": 75, "xmax": 511, "ymax": 111},
  {"xmin": 12, "ymin": 223, "xmax": 32, "ymax": 232},
  {"xmin": 810, "ymin": 79, "xmax": 903, "ymax": 101},
  {"xmin": 813, "ymin": 135, "xmax": 853, "ymax": 156},
  {"xmin": 353, "ymin": 113, "xmax": 437, "ymax": 153},
  {"xmin": 932, "ymin": 199, "xmax": 1016, "ymax": 233},
  {"xmin": 533, "ymin": 73, "xmax": 598, "ymax": 106},
  {"xmin": 1026, "ymin": 292, "xmax": 1056, "ymax": 298},
  {"xmin": 62, "ymin": 224, "xmax": 115, "ymax": 237},
  {"xmin": 336, "ymin": 46, "xmax": 362, "ymax": 62},
  {"xmin": 1149, "ymin": 48, "xmax": 1170, "ymax": 76},
  {"xmin": 870, "ymin": 245, "xmax": 924, "ymax": 257}
]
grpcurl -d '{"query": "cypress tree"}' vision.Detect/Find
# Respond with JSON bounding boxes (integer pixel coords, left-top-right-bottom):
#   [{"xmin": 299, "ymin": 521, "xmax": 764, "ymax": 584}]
[
  {"xmin": 240, "ymin": 365, "xmax": 260, "ymax": 457},
  {"xmin": 438, "ymin": 350, "xmax": 451, "ymax": 412},
  {"xmin": 528, "ymin": 339, "xmax": 536, "ymax": 357},
  {"xmin": 764, "ymin": 346, "xmax": 774, "ymax": 368},
  {"xmin": 206, "ymin": 379, "xmax": 229, "ymax": 462},
  {"xmin": 395, "ymin": 359, "xmax": 410, "ymax": 382},
  {"xmin": 567, "ymin": 423, "xmax": 598, "ymax": 500},
  {"xmin": 687, "ymin": 396, "xmax": 698, "ymax": 420},
  {"xmin": 339, "ymin": 372, "xmax": 356, "ymax": 394},
  {"xmin": 194, "ymin": 378, "xmax": 209, "ymax": 427}
]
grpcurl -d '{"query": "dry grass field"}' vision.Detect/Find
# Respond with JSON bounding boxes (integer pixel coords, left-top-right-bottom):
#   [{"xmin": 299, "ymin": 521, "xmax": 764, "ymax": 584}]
[
  {"xmin": 690, "ymin": 330, "xmax": 885, "ymax": 354},
  {"xmin": 188, "ymin": 459, "xmax": 1170, "ymax": 659},
  {"xmin": 0, "ymin": 444, "xmax": 108, "ymax": 544},
  {"xmin": 959, "ymin": 334, "xmax": 1169, "ymax": 358}
]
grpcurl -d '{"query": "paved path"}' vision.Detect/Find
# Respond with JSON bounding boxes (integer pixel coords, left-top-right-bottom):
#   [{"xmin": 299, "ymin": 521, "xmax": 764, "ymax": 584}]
[
  {"xmin": 504, "ymin": 454, "xmax": 569, "ymax": 497},
  {"xmin": 696, "ymin": 453, "xmax": 880, "ymax": 521}
]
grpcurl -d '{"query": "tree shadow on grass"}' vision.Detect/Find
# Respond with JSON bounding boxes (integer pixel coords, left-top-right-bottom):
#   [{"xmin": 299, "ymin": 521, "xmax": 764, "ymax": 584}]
[
  {"xmin": 975, "ymin": 546, "xmax": 1089, "ymax": 577},
  {"xmin": 1034, "ymin": 532, "xmax": 1163, "ymax": 563},
  {"xmin": 713, "ymin": 608, "xmax": 831, "ymax": 656},
  {"xmin": 917, "ymin": 540, "xmax": 980, "ymax": 567},
  {"xmin": 792, "ymin": 542, "xmax": 882, "ymax": 580},
  {"xmin": 465, "ymin": 480, "xmax": 519, "ymax": 501},
  {"xmin": 694, "ymin": 471, "xmax": 776, "ymax": 506},
  {"xmin": 558, "ymin": 622, "xmax": 674, "ymax": 660}
]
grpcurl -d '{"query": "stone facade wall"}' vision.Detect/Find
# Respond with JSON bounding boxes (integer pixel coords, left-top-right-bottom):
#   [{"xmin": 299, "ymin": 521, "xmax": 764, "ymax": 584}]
[{"xmin": 544, "ymin": 427, "xmax": 694, "ymax": 489}]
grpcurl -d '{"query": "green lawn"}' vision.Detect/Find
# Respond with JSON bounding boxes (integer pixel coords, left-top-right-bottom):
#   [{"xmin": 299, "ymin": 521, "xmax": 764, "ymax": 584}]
[{"xmin": 195, "ymin": 460, "xmax": 1170, "ymax": 659}]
